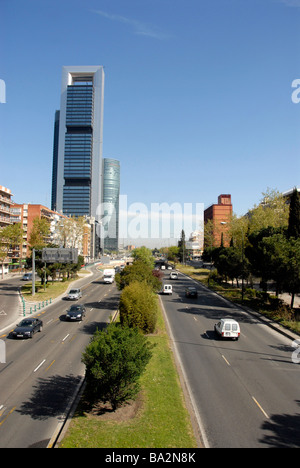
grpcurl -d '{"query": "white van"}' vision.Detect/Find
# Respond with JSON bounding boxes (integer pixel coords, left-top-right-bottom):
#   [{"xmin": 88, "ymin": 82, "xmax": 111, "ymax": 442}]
[
  {"xmin": 162, "ymin": 284, "xmax": 172, "ymax": 295},
  {"xmin": 214, "ymin": 318, "xmax": 240, "ymax": 341}
]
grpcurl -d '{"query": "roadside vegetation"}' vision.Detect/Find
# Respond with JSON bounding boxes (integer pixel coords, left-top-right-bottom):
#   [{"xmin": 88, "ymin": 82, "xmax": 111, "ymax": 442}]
[
  {"xmin": 175, "ymin": 188, "xmax": 300, "ymax": 335},
  {"xmin": 60, "ymin": 246, "xmax": 198, "ymax": 448}
]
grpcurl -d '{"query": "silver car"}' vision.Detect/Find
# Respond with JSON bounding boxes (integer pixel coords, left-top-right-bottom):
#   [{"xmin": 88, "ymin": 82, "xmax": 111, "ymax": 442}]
[{"xmin": 67, "ymin": 288, "xmax": 82, "ymax": 300}]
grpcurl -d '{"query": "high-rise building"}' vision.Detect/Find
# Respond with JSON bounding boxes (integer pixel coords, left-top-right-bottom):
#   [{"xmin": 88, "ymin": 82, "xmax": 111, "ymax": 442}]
[
  {"xmin": 52, "ymin": 66, "xmax": 105, "ymax": 218},
  {"xmin": 51, "ymin": 110, "xmax": 60, "ymax": 212},
  {"xmin": 102, "ymin": 158, "xmax": 120, "ymax": 252}
]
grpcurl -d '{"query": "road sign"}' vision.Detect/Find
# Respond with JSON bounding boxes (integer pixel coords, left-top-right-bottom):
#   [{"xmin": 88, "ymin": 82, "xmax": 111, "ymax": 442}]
[{"xmin": 42, "ymin": 248, "xmax": 78, "ymax": 264}]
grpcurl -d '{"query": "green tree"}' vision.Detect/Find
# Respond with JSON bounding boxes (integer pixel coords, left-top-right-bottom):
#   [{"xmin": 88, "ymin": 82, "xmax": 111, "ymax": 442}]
[
  {"xmin": 281, "ymin": 237, "xmax": 300, "ymax": 308},
  {"xmin": 82, "ymin": 323, "xmax": 154, "ymax": 411},
  {"xmin": 178, "ymin": 229, "xmax": 186, "ymax": 263},
  {"xmin": 214, "ymin": 247, "xmax": 244, "ymax": 287},
  {"xmin": 116, "ymin": 260, "xmax": 162, "ymax": 292},
  {"xmin": 0, "ymin": 223, "xmax": 24, "ymax": 278},
  {"xmin": 119, "ymin": 281, "xmax": 159, "ymax": 334},
  {"xmin": 248, "ymin": 188, "xmax": 289, "ymax": 234},
  {"xmin": 288, "ymin": 188, "xmax": 300, "ymax": 239},
  {"xmin": 132, "ymin": 246, "xmax": 154, "ymax": 268},
  {"xmin": 246, "ymin": 227, "xmax": 283, "ymax": 291},
  {"xmin": 167, "ymin": 246, "xmax": 180, "ymax": 264},
  {"xmin": 29, "ymin": 217, "xmax": 50, "ymax": 248}
]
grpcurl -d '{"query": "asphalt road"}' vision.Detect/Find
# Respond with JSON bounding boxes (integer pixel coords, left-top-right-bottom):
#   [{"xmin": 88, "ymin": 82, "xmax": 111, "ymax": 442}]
[
  {"xmin": 160, "ymin": 271, "xmax": 300, "ymax": 448},
  {"xmin": 0, "ymin": 276, "xmax": 22, "ymax": 331},
  {"xmin": 0, "ymin": 268, "xmax": 120, "ymax": 448}
]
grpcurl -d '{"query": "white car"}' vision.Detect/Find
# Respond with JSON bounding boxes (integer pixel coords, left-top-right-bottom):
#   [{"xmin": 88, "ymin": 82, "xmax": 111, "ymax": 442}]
[
  {"xmin": 214, "ymin": 318, "xmax": 240, "ymax": 341},
  {"xmin": 170, "ymin": 272, "xmax": 178, "ymax": 280}
]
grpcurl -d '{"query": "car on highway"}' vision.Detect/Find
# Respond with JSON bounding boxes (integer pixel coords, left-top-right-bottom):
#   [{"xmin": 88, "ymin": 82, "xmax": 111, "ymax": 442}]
[
  {"xmin": 170, "ymin": 271, "xmax": 178, "ymax": 280},
  {"xmin": 11, "ymin": 318, "xmax": 43, "ymax": 339},
  {"xmin": 214, "ymin": 318, "xmax": 240, "ymax": 341},
  {"xmin": 66, "ymin": 288, "xmax": 82, "ymax": 300},
  {"xmin": 162, "ymin": 284, "xmax": 173, "ymax": 294},
  {"xmin": 22, "ymin": 273, "xmax": 32, "ymax": 281},
  {"xmin": 66, "ymin": 304, "xmax": 86, "ymax": 321},
  {"xmin": 185, "ymin": 286, "xmax": 198, "ymax": 298}
]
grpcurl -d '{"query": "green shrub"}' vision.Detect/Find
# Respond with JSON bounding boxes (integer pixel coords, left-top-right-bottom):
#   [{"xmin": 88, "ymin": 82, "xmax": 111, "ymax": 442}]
[
  {"xmin": 116, "ymin": 260, "xmax": 162, "ymax": 292},
  {"xmin": 119, "ymin": 281, "xmax": 159, "ymax": 334},
  {"xmin": 82, "ymin": 323, "xmax": 154, "ymax": 411}
]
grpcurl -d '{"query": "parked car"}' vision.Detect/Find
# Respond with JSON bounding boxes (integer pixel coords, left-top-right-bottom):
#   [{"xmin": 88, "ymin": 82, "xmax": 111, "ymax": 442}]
[
  {"xmin": 66, "ymin": 304, "xmax": 86, "ymax": 321},
  {"xmin": 214, "ymin": 318, "xmax": 240, "ymax": 341},
  {"xmin": 66, "ymin": 288, "xmax": 82, "ymax": 300},
  {"xmin": 185, "ymin": 287, "xmax": 198, "ymax": 298},
  {"xmin": 162, "ymin": 284, "xmax": 172, "ymax": 294},
  {"xmin": 22, "ymin": 273, "xmax": 32, "ymax": 281},
  {"xmin": 11, "ymin": 318, "xmax": 43, "ymax": 339}
]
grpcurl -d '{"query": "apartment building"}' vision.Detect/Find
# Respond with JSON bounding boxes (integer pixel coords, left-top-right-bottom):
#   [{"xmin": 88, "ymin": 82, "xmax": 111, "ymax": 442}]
[
  {"xmin": 0, "ymin": 186, "xmax": 16, "ymax": 273},
  {"xmin": 0, "ymin": 185, "xmax": 14, "ymax": 227}
]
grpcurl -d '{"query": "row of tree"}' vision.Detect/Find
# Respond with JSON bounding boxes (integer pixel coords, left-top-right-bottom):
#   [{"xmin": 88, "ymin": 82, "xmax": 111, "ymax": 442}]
[
  {"xmin": 202, "ymin": 189, "xmax": 300, "ymax": 308},
  {"xmin": 0, "ymin": 215, "xmax": 87, "ymax": 281}
]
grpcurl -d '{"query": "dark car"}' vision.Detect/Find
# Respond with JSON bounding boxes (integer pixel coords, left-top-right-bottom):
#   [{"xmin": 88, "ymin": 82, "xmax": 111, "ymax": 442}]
[
  {"xmin": 185, "ymin": 287, "xmax": 198, "ymax": 298},
  {"xmin": 66, "ymin": 304, "xmax": 86, "ymax": 321},
  {"xmin": 11, "ymin": 318, "xmax": 43, "ymax": 339}
]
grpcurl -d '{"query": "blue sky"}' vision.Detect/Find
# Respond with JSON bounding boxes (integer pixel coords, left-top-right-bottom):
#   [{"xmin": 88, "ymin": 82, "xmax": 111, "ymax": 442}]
[{"xmin": 1, "ymin": 0, "xmax": 299, "ymax": 221}]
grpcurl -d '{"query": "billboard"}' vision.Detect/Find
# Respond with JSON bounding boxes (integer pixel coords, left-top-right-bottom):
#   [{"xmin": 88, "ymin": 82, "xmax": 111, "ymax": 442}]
[{"xmin": 42, "ymin": 248, "xmax": 78, "ymax": 264}]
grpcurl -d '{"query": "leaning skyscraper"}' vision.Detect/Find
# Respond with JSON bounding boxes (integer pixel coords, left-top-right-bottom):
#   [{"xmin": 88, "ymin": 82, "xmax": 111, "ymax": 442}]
[{"xmin": 52, "ymin": 66, "xmax": 105, "ymax": 218}]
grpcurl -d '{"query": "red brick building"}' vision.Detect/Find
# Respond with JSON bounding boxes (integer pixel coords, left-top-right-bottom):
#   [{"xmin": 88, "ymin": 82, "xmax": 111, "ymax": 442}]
[{"xmin": 204, "ymin": 194, "xmax": 233, "ymax": 247}]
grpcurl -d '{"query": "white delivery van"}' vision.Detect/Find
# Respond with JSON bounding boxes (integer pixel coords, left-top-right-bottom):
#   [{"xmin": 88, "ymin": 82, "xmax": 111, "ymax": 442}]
[
  {"xmin": 162, "ymin": 284, "xmax": 172, "ymax": 295},
  {"xmin": 103, "ymin": 269, "xmax": 115, "ymax": 284},
  {"xmin": 214, "ymin": 318, "xmax": 240, "ymax": 341}
]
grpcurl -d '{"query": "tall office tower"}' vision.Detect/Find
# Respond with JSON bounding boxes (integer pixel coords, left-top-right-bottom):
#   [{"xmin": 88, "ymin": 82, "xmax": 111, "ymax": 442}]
[
  {"xmin": 102, "ymin": 158, "xmax": 120, "ymax": 252},
  {"xmin": 51, "ymin": 110, "xmax": 60, "ymax": 212},
  {"xmin": 52, "ymin": 66, "xmax": 105, "ymax": 218}
]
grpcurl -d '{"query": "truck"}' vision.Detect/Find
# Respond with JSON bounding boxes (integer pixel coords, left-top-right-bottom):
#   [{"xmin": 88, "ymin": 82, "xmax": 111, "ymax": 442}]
[{"xmin": 103, "ymin": 269, "xmax": 115, "ymax": 284}]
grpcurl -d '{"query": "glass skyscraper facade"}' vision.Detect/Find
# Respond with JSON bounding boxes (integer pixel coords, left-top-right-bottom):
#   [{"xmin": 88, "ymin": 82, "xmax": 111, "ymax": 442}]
[
  {"xmin": 102, "ymin": 158, "xmax": 120, "ymax": 252},
  {"xmin": 52, "ymin": 66, "xmax": 104, "ymax": 220},
  {"xmin": 62, "ymin": 83, "xmax": 93, "ymax": 216}
]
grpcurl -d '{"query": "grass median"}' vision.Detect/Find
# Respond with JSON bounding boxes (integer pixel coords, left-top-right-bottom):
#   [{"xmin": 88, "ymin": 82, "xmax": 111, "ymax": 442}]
[{"xmin": 59, "ymin": 301, "xmax": 199, "ymax": 449}]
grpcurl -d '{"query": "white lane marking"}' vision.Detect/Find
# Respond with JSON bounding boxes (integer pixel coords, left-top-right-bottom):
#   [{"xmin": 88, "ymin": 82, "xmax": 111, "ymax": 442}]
[{"xmin": 34, "ymin": 359, "xmax": 46, "ymax": 373}]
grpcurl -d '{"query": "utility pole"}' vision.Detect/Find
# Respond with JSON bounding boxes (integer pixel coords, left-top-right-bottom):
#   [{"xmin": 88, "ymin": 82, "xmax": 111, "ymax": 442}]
[{"xmin": 32, "ymin": 248, "xmax": 35, "ymax": 296}]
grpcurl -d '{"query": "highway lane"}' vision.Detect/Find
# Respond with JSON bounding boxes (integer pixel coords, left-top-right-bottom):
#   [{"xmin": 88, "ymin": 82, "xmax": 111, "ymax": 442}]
[
  {"xmin": 0, "ymin": 276, "xmax": 22, "ymax": 331},
  {"xmin": 160, "ymin": 272, "xmax": 300, "ymax": 448},
  {"xmin": 0, "ymin": 270, "xmax": 120, "ymax": 448}
]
